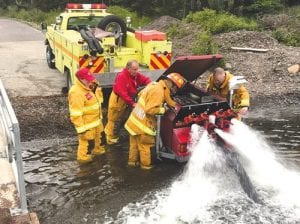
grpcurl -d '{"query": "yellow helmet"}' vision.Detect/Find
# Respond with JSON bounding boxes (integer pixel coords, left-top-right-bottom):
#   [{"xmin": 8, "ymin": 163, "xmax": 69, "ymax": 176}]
[{"xmin": 166, "ymin": 72, "xmax": 186, "ymax": 89}]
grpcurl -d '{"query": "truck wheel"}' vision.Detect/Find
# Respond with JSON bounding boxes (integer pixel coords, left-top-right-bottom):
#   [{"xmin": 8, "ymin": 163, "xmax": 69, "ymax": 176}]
[
  {"xmin": 97, "ymin": 15, "xmax": 127, "ymax": 45},
  {"xmin": 65, "ymin": 70, "xmax": 72, "ymax": 91},
  {"xmin": 46, "ymin": 45, "xmax": 55, "ymax": 69}
]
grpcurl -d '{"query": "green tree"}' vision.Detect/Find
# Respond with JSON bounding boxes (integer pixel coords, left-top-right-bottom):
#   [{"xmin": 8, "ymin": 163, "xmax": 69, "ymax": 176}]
[
  {"xmin": 192, "ymin": 31, "xmax": 218, "ymax": 54},
  {"xmin": 243, "ymin": 0, "xmax": 283, "ymax": 15}
]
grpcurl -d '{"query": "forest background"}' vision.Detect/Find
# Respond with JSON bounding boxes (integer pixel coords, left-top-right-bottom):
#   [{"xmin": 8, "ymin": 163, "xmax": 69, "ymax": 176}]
[{"xmin": 0, "ymin": 0, "xmax": 299, "ymax": 49}]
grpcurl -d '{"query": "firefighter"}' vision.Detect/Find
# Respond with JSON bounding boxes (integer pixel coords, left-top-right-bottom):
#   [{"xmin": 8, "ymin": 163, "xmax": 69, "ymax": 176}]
[
  {"xmin": 124, "ymin": 72, "xmax": 186, "ymax": 170},
  {"xmin": 207, "ymin": 67, "xmax": 250, "ymax": 118},
  {"xmin": 68, "ymin": 68, "xmax": 105, "ymax": 164},
  {"xmin": 104, "ymin": 59, "xmax": 151, "ymax": 145}
]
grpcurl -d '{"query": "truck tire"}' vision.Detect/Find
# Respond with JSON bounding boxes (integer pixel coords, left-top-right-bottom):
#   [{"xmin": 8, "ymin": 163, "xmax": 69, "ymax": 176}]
[
  {"xmin": 46, "ymin": 45, "xmax": 55, "ymax": 69},
  {"xmin": 97, "ymin": 15, "xmax": 127, "ymax": 45}
]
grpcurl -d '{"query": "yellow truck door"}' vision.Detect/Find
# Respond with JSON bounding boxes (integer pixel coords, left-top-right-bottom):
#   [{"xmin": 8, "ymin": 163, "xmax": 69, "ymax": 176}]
[{"xmin": 53, "ymin": 30, "xmax": 63, "ymax": 73}]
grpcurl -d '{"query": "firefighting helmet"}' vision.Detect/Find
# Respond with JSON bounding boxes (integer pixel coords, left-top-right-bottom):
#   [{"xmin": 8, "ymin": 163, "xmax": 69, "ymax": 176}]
[{"xmin": 166, "ymin": 72, "xmax": 186, "ymax": 89}]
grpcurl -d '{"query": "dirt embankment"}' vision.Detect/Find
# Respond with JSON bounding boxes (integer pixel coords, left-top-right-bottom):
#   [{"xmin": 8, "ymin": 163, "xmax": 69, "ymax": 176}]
[{"xmin": 144, "ymin": 16, "xmax": 300, "ymax": 106}]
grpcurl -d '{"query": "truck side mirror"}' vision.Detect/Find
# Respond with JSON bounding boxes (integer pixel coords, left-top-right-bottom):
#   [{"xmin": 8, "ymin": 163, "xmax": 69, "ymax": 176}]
[
  {"xmin": 126, "ymin": 16, "xmax": 131, "ymax": 28},
  {"xmin": 55, "ymin": 16, "xmax": 62, "ymax": 25},
  {"xmin": 41, "ymin": 22, "xmax": 47, "ymax": 31}
]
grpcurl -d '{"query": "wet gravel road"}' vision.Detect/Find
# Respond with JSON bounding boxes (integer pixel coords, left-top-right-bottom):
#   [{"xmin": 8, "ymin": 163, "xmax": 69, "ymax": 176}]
[{"xmin": 23, "ymin": 137, "xmax": 184, "ymax": 223}]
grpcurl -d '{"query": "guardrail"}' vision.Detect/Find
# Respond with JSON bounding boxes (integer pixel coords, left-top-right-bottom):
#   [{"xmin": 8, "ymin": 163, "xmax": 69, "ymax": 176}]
[{"xmin": 0, "ymin": 80, "xmax": 27, "ymax": 214}]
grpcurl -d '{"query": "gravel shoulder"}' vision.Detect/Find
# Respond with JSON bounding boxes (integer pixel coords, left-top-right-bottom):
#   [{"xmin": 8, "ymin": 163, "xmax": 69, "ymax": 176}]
[{"xmin": 144, "ymin": 16, "xmax": 300, "ymax": 106}]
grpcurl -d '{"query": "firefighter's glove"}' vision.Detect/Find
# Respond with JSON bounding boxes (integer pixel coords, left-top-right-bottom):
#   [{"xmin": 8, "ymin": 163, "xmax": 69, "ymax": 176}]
[
  {"xmin": 165, "ymin": 103, "xmax": 179, "ymax": 114},
  {"xmin": 174, "ymin": 103, "xmax": 181, "ymax": 113},
  {"xmin": 238, "ymin": 107, "xmax": 248, "ymax": 116},
  {"xmin": 158, "ymin": 104, "xmax": 167, "ymax": 115},
  {"xmin": 89, "ymin": 81, "xmax": 99, "ymax": 93},
  {"xmin": 160, "ymin": 103, "xmax": 173, "ymax": 114}
]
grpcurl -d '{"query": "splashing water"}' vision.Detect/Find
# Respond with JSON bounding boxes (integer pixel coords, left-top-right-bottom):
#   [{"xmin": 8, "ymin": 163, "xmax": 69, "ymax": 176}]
[
  {"xmin": 108, "ymin": 121, "xmax": 300, "ymax": 224},
  {"xmin": 215, "ymin": 119, "xmax": 300, "ymax": 218}
]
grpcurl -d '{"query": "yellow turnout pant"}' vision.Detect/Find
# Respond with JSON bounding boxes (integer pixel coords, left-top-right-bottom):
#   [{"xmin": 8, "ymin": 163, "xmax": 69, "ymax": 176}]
[
  {"xmin": 105, "ymin": 91, "xmax": 130, "ymax": 143},
  {"xmin": 128, "ymin": 134, "xmax": 155, "ymax": 168},
  {"xmin": 77, "ymin": 124, "xmax": 105, "ymax": 162}
]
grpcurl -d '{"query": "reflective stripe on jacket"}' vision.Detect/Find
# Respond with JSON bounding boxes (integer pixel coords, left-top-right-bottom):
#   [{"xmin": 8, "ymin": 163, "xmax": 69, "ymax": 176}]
[
  {"xmin": 112, "ymin": 68, "xmax": 151, "ymax": 107},
  {"xmin": 207, "ymin": 72, "xmax": 250, "ymax": 109},
  {"xmin": 125, "ymin": 80, "xmax": 175, "ymax": 136},
  {"xmin": 68, "ymin": 79, "xmax": 103, "ymax": 134}
]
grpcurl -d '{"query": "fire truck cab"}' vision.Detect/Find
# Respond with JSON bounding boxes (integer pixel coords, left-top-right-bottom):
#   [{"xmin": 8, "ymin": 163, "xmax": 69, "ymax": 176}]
[{"xmin": 42, "ymin": 3, "xmax": 172, "ymax": 90}]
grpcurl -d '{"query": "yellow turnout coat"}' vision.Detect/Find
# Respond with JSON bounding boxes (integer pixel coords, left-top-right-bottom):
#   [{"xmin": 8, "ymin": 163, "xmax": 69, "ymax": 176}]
[{"xmin": 207, "ymin": 72, "xmax": 250, "ymax": 109}]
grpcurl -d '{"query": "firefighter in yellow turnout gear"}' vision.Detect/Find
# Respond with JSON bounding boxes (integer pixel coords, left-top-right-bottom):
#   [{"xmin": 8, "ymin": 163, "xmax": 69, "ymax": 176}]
[
  {"xmin": 207, "ymin": 67, "xmax": 250, "ymax": 118},
  {"xmin": 68, "ymin": 68, "xmax": 105, "ymax": 164},
  {"xmin": 125, "ymin": 73, "xmax": 186, "ymax": 169}
]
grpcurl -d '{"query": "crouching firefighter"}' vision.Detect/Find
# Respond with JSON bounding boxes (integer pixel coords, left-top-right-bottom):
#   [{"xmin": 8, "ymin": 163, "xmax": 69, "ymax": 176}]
[
  {"xmin": 207, "ymin": 67, "xmax": 250, "ymax": 119},
  {"xmin": 68, "ymin": 68, "xmax": 105, "ymax": 164},
  {"xmin": 124, "ymin": 73, "xmax": 186, "ymax": 170}
]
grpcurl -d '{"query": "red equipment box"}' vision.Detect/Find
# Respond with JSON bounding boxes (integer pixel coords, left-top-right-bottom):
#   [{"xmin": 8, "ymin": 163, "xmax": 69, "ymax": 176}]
[{"xmin": 135, "ymin": 30, "xmax": 166, "ymax": 42}]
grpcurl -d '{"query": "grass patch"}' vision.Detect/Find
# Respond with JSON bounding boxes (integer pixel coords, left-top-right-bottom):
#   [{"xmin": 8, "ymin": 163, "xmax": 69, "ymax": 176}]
[
  {"xmin": 167, "ymin": 23, "xmax": 188, "ymax": 39},
  {"xmin": 192, "ymin": 31, "xmax": 218, "ymax": 55},
  {"xmin": 185, "ymin": 9, "xmax": 257, "ymax": 34},
  {"xmin": 272, "ymin": 28, "xmax": 300, "ymax": 47},
  {"xmin": 0, "ymin": 6, "xmax": 60, "ymax": 26},
  {"xmin": 285, "ymin": 5, "xmax": 300, "ymax": 18},
  {"xmin": 259, "ymin": 5, "xmax": 300, "ymax": 47}
]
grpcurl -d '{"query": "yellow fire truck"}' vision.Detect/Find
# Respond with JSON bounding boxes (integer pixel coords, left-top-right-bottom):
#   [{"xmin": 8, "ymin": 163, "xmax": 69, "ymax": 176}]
[{"xmin": 42, "ymin": 3, "xmax": 172, "ymax": 90}]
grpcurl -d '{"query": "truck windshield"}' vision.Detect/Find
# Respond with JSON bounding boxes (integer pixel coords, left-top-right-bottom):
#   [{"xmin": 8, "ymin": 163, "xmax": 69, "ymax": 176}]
[{"xmin": 67, "ymin": 16, "xmax": 103, "ymax": 30}]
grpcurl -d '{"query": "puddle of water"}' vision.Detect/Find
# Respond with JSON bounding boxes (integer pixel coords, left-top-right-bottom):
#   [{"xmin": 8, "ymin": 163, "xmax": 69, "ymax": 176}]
[
  {"xmin": 23, "ymin": 106, "xmax": 300, "ymax": 223},
  {"xmin": 23, "ymin": 137, "xmax": 183, "ymax": 223}
]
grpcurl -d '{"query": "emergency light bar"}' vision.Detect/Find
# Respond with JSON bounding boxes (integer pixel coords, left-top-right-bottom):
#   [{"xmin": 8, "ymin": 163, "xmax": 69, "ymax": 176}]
[{"xmin": 66, "ymin": 3, "xmax": 107, "ymax": 10}]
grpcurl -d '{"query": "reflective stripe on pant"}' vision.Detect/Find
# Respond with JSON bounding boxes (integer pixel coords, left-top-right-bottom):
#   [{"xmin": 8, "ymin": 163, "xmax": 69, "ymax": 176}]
[
  {"xmin": 77, "ymin": 128, "xmax": 96, "ymax": 161},
  {"xmin": 128, "ymin": 134, "xmax": 155, "ymax": 167},
  {"xmin": 77, "ymin": 124, "xmax": 104, "ymax": 160},
  {"xmin": 105, "ymin": 91, "xmax": 128, "ymax": 141}
]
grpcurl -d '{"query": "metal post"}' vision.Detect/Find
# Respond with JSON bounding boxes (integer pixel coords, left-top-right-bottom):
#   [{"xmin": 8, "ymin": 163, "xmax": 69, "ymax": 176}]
[
  {"xmin": 109, "ymin": 57, "xmax": 114, "ymax": 72},
  {"xmin": 12, "ymin": 123, "xmax": 28, "ymax": 214},
  {"xmin": 229, "ymin": 89, "xmax": 233, "ymax": 108},
  {"xmin": 0, "ymin": 80, "xmax": 28, "ymax": 214},
  {"xmin": 156, "ymin": 115, "xmax": 162, "ymax": 160}
]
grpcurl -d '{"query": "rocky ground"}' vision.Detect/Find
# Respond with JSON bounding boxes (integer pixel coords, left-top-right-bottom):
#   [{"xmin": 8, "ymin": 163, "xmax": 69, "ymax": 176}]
[
  {"xmin": 11, "ymin": 16, "xmax": 300, "ymax": 142},
  {"xmin": 144, "ymin": 16, "xmax": 300, "ymax": 106},
  {"xmin": 11, "ymin": 95, "xmax": 72, "ymax": 141}
]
